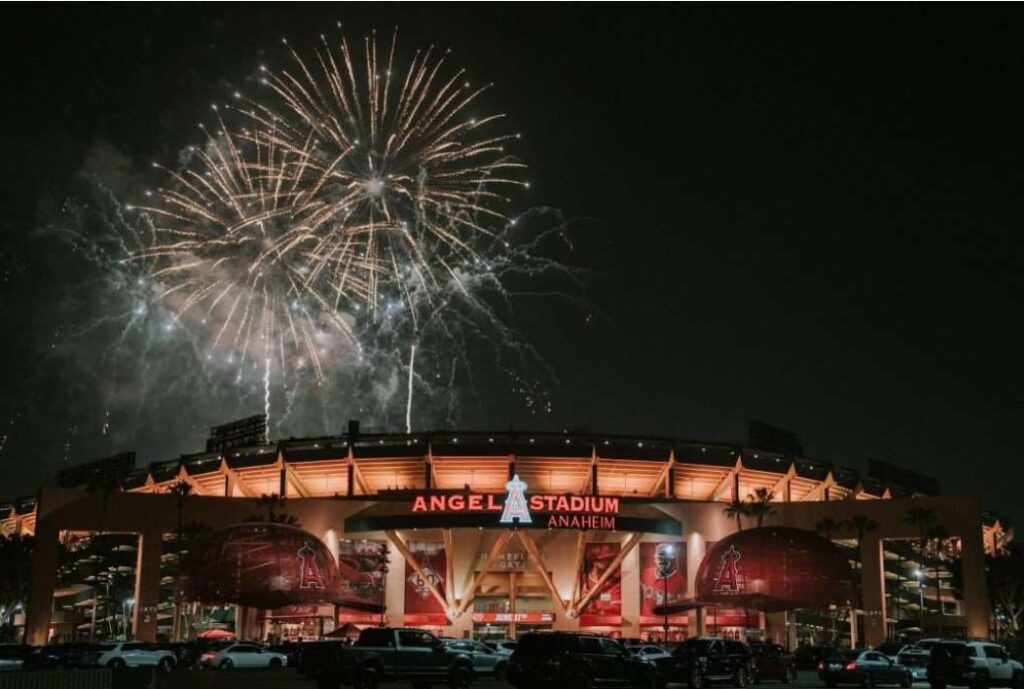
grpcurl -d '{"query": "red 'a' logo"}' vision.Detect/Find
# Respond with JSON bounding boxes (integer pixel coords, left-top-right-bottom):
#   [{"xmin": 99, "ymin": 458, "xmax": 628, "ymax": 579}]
[
  {"xmin": 713, "ymin": 545, "xmax": 744, "ymax": 593},
  {"xmin": 500, "ymin": 474, "xmax": 532, "ymax": 524},
  {"xmin": 297, "ymin": 541, "xmax": 325, "ymax": 589}
]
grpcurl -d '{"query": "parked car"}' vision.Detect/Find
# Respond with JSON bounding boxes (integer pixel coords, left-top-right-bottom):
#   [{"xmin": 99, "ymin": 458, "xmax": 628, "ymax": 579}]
[
  {"xmin": 267, "ymin": 642, "xmax": 301, "ymax": 667},
  {"xmin": 200, "ymin": 643, "xmax": 288, "ymax": 670},
  {"xmin": 95, "ymin": 642, "xmax": 177, "ymax": 672},
  {"xmin": 901, "ymin": 639, "xmax": 948, "ymax": 682},
  {"xmin": 628, "ymin": 645, "xmax": 673, "ymax": 664},
  {"xmin": 489, "ymin": 640, "xmax": 518, "ymax": 656},
  {"xmin": 818, "ymin": 649, "xmax": 913, "ymax": 687},
  {"xmin": 297, "ymin": 640, "xmax": 346, "ymax": 678},
  {"xmin": 927, "ymin": 640, "xmax": 1024, "ymax": 689},
  {"xmin": 314, "ymin": 627, "xmax": 475, "ymax": 689},
  {"xmin": 23, "ymin": 644, "xmax": 103, "ymax": 669},
  {"xmin": 445, "ymin": 639, "xmax": 511, "ymax": 679},
  {"xmin": 876, "ymin": 643, "xmax": 910, "ymax": 664},
  {"xmin": 651, "ymin": 638, "xmax": 756, "ymax": 689},
  {"xmin": 180, "ymin": 640, "xmax": 232, "ymax": 668},
  {"xmin": 750, "ymin": 643, "xmax": 796, "ymax": 683},
  {"xmin": 508, "ymin": 632, "xmax": 657, "ymax": 689},
  {"xmin": 0, "ymin": 646, "xmax": 29, "ymax": 671},
  {"xmin": 795, "ymin": 645, "xmax": 837, "ymax": 671}
]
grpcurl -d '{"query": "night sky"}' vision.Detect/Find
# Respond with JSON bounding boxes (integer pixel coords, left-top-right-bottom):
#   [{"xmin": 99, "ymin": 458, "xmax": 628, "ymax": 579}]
[{"xmin": 1, "ymin": 6, "xmax": 1021, "ymax": 523}]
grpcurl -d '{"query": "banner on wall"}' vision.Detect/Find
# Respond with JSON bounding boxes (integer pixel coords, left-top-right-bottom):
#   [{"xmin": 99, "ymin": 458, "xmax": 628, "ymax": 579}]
[
  {"xmin": 337, "ymin": 539, "xmax": 387, "ymax": 619},
  {"xmin": 639, "ymin": 542, "xmax": 687, "ymax": 624},
  {"xmin": 579, "ymin": 542, "xmax": 622, "ymax": 627},
  {"xmin": 404, "ymin": 542, "xmax": 448, "ymax": 626}
]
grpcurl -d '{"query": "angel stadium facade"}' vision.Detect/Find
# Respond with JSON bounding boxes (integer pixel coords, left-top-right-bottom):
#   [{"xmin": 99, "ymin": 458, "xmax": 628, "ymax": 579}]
[{"xmin": 3, "ymin": 419, "xmax": 1010, "ymax": 649}]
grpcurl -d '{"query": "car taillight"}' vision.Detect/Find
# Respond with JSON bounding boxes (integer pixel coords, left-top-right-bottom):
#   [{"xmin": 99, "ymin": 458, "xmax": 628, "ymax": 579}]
[
  {"xmin": 846, "ymin": 663, "xmax": 858, "ymax": 671},
  {"xmin": 200, "ymin": 653, "xmax": 215, "ymax": 661},
  {"xmin": 818, "ymin": 661, "xmax": 825, "ymax": 670}
]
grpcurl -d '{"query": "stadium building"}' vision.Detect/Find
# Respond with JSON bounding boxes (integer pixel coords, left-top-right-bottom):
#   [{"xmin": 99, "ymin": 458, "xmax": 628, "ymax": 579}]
[{"xmin": 4, "ymin": 419, "xmax": 1010, "ymax": 649}]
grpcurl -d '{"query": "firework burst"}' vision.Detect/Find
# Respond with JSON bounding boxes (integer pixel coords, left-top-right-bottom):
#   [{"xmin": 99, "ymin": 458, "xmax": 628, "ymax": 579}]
[{"xmin": 131, "ymin": 29, "xmax": 526, "ymax": 382}]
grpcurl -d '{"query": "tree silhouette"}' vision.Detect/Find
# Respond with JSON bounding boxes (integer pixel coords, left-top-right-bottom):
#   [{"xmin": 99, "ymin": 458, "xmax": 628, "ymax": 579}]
[
  {"xmin": 927, "ymin": 524, "xmax": 951, "ymax": 615},
  {"xmin": 724, "ymin": 500, "xmax": 747, "ymax": 531},
  {"xmin": 166, "ymin": 480, "xmax": 193, "ymax": 640},
  {"xmin": 243, "ymin": 494, "xmax": 302, "ymax": 527},
  {"xmin": 815, "ymin": 517, "xmax": 843, "ymax": 541},
  {"xmin": 744, "ymin": 488, "xmax": 776, "ymax": 527}
]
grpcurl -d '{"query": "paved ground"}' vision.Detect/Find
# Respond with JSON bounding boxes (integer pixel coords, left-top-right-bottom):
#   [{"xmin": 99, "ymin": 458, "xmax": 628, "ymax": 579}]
[{"xmin": 152, "ymin": 669, "xmax": 931, "ymax": 689}]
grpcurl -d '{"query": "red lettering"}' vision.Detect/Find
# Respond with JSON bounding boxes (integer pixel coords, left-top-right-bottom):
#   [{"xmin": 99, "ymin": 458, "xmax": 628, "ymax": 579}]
[
  {"xmin": 570, "ymin": 496, "xmax": 584, "ymax": 511},
  {"xmin": 544, "ymin": 496, "xmax": 556, "ymax": 511},
  {"xmin": 450, "ymin": 495, "xmax": 465, "ymax": 510},
  {"xmin": 487, "ymin": 494, "xmax": 500, "ymax": 510},
  {"xmin": 604, "ymin": 498, "xmax": 619, "ymax": 513},
  {"xmin": 430, "ymin": 495, "xmax": 446, "ymax": 511},
  {"xmin": 530, "ymin": 495, "xmax": 544, "ymax": 511},
  {"xmin": 469, "ymin": 495, "xmax": 483, "ymax": 510},
  {"xmin": 413, "ymin": 496, "xmax": 427, "ymax": 512},
  {"xmin": 556, "ymin": 496, "xmax": 570, "ymax": 511}
]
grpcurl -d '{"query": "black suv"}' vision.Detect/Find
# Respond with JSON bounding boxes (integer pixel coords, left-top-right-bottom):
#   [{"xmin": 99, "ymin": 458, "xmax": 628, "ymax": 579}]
[
  {"xmin": 652, "ymin": 638, "xmax": 756, "ymax": 689},
  {"xmin": 507, "ymin": 632, "xmax": 657, "ymax": 689}
]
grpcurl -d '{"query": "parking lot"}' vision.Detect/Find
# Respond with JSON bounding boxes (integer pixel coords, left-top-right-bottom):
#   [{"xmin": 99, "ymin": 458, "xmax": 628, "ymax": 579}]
[{"xmin": 146, "ymin": 669, "xmax": 930, "ymax": 689}]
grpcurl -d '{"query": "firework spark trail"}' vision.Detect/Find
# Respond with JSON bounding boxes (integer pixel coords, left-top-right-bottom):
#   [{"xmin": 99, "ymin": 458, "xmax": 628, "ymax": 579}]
[
  {"xmin": 40, "ymin": 31, "xmax": 587, "ymax": 453},
  {"xmin": 405, "ymin": 342, "xmax": 416, "ymax": 433}
]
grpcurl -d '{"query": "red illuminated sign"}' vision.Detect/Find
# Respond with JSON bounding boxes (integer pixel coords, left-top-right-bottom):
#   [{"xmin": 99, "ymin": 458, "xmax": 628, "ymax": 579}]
[
  {"xmin": 411, "ymin": 475, "xmax": 619, "ymax": 529},
  {"xmin": 471, "ymin": 612, "xmax": 554, "ymax": 623}
]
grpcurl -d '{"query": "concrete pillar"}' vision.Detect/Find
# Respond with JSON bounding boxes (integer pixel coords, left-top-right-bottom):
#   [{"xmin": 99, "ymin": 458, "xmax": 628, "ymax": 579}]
[
  {"xmin": 860, "ymin": 534, "xmax": 886, "ymax": 647},
  {"xmin": 25, "ymin": 523, "xmax": 60, "ymax": 645},
  {"xmin": 132, "ymin": 529, "xmax": 163, "ymax": 642},
  {"xmin": 324, "ymin": 529, "xmax": 340, "ymax": 563},
  {"xmin": 960, "ymin": 525, "xmax": 990, "ymax": 639},
  {"xmin": 385, "ymin": 539, "xmax": 406, "ymax": 627},
  {"xmin": 688, "ymin": 531, "xmax": 706, "ymax": 637},
  {"xmin": 621, "ymin": 537, "xmax": 641, "ymax": 639},
  {"xmin": 766, "ymin": 612, "xmax": 787, "ymax": 646}
]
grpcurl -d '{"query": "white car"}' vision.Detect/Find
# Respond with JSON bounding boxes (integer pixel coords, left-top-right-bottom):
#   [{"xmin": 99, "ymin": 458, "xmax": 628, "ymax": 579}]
[
  {"xmin": 200, "ymin": 643, "xmax": 288, "ymax": 670},
  {"xmin": 628, "ymin": 645, "xmax": 672, "ymax": 663},
  {"xmin": 490, "ymin": 640, "xmax": 518, "ymax": 656},
  {"xmin": 96, "ymin": 642, "xmax": 176, "ymax": 672}
]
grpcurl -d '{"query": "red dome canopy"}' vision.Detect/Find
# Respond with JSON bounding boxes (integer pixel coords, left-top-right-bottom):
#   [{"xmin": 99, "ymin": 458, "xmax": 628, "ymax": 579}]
[
  {"xmin": 181, "ymin": 522, "xmax": 351, "ymax": 610},
  {"xmin": 696, "ymin": 527, "xmax": 856, "ymax": 612}
]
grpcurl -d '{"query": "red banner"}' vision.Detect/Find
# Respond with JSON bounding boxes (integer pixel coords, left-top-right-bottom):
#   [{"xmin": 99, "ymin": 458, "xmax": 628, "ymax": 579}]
[
  {"xmin": 702, "ymin": 540, "xmax": 762, "ymax": 628},
  {"xmin": 404, "ymin": 542, "xmax": 448, "ymax": 626},
  {"xmin": 337, "ymin": 539, "xmax": 387, "ymax": 612},
  {"xmin": 640, "ymin": 542, "xmax": 686, "ymax": 618},
  {"xmin": 579, "ymin": 542, "xmax": 621, "ymax": 626}
]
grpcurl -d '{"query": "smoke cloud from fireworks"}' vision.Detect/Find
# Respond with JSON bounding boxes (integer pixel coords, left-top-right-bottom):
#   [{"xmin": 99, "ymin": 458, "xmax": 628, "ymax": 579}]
[{"xmin": 36, "ymin": 30, "xmax": 584, "ymax": 462}]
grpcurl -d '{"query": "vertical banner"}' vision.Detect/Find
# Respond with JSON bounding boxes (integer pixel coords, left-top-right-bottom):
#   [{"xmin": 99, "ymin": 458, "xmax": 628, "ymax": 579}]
[
  {"xmin": 337, "ymin": 539, "xmax": 387, "ymax": 622},
  {"xmin": 579, "ymin": 542, "xmax": 622, "ymax": 626},
  {"xmin": 640, "ymin": 542, "xmax": 687, "ymax": 621},
  {"xmin": 404, "ymin": 541, "xmax": 448, "ymax": 626}
]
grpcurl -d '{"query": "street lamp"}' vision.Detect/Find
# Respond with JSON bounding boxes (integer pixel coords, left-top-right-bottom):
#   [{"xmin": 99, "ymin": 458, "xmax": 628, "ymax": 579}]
[
  {"xmin": 123, "ymin": 597, "xmax": 135, "ymax": 640},
  {"xmin": 914, "ymin": 570, "xmax": 924, "ymax": 622},
  {"xmin": 662, "ymin": 544, "xmax": 675, "ymax": 642}
]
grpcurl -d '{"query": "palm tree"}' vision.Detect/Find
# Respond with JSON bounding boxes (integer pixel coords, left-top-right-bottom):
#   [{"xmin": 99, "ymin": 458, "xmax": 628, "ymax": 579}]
[
  {"xmin": 244, "ymin": 494, "xmax": 302, "ymax": 527},
  {"xmin": 744, "ymin": 488, "xmax": 776, "ymax": 527},
  {"xmin": 815, "ymin": 517, "xmax": 843, "ymax": 541},
  {"xmin": 844, "ymin": 514, "xmax": 879, "ymax": 635},
  {"xmin": 724, "ymin": 500, "xmax": 747, "ymax": 531}
]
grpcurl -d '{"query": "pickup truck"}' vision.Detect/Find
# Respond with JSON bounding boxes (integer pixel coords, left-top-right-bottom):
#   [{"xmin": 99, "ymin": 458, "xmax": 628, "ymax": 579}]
[{"xmin": 314, "ymin": 627, "xmax": 475, "ymax": 689}]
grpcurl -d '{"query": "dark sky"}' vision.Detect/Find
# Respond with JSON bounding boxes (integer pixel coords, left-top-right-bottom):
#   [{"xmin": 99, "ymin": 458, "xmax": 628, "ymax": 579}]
[{"xmin": 1, "ymin": 6, "xmax": 1022, "ymax": 522}]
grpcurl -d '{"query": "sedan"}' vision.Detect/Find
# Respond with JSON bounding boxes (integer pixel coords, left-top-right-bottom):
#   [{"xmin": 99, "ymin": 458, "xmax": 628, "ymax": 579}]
[
  {"xmin": 200, "ymin": 643, "xmax": 288, "ymax": 670},
  {"xmin": 819, "ymin": 650, "xmax": 912, "ymax": 688},
  {"xmin": 628, "ymin": 645, "xmax": 672, "ymax": 663},
  {"xmin": 445, "ymin": 639, "xmax": 510, "ymax": 679}
]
